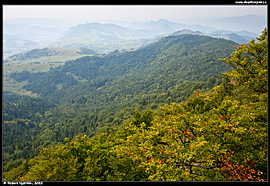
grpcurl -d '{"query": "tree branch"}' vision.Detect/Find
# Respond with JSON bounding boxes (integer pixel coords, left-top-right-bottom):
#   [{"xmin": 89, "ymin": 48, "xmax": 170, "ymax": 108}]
[
  {"xmin": 176, "ymin": 161, "xmax": 219, "ymax": 176},
  {"xmin": 160, "ymin": 155, "xmax": 170, "ymax": 159},
  {"xmin": 176, "ymin": 163, "xmax": 203, "ymax": 176}
]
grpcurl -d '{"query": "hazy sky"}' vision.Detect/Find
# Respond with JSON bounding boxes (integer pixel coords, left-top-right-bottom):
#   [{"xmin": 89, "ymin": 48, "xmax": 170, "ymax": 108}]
[{"xmin": 3, "ymin": 5, "xmax": 267, "ymax": 23}]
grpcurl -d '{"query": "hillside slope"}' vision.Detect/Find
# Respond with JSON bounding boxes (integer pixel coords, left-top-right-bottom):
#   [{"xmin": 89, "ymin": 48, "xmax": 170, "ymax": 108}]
[
  {"xmin": 12, "ymin": 35, "xmax": 238, "ymax": 105},
  {"xmin": 4, "ymin": 34, "xmax": 239, "ymax": 175},
  {"xmin": 3, "ymin": 29, "xmax": 267, "ymax": 181}
]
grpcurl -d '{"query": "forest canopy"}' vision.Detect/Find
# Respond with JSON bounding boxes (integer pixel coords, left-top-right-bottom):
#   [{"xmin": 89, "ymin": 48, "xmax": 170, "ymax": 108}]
[{"xmin": 3, "ymin": 29, "xmax": 267, "ymax": 181}]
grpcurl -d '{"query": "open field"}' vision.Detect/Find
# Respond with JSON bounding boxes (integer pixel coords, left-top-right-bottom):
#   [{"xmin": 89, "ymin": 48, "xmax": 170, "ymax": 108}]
[{"xmin": 3, "ymin": 47, "xmax": 94, "ymax": 96}]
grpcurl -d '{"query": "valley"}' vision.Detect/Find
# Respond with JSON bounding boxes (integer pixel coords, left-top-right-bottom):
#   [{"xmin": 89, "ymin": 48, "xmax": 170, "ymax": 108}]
[
  {"xmin": 3, "ymin": 47, "xmax": 97, "ymax": 95},
  {"xmin": 3, "ymin": 34, "xmax": 238, "ymax": 172},
  {"xmin": 2, "ymin": 7, "xmax": 267, "ymax": 181}
]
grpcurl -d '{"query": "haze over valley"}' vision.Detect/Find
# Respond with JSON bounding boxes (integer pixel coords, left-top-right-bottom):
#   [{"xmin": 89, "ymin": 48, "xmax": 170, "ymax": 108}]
[{"xmin": 3, "ymin": 13, "xmax": 266, "ymax": 58}]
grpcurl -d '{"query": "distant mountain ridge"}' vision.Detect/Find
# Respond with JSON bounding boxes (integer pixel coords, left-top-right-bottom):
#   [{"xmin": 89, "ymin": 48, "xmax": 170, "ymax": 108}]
[
  {"xmin": 3, "ymin": 29, "xmax": 257, "ymax": 64},
  {"xmin": 172, "ymin": 29, "xmax": 203, "ymax": 36},
  {"xmin": 201, "ymin": 14, "xmax": 267, "ymax": 35},
  {"xmin": 4, "ymin": 15, "xmax": 266, "ymax": 57},
  {"xmin": 210, "ymin": 29, "xmax": 257, "ymax": 38},
  {"xmin": 208, "ymin": 30, "xmax": 255, "ymax": 44},
  {"xmin": 61, "ymin": 22, "xmax": 131, "ymax": 41},
  {"xmin": 128, "ymin": 19, "xmax": 215, "ymax": 33},
  {"xmin": 52, "ymin": 20, "xmax": 260, "ymax": 53}
]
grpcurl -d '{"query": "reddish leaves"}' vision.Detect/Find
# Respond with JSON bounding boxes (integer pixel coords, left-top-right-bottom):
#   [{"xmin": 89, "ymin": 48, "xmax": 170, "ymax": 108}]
[
  {"xmin": 219, "ymin": 151, "xmax": 264, "ymax": 181},
  {"xmin": 183, "ymin": 129, "xmax": 191, "ymax": 137},
  {"xmin": 219, "ymin": 115, "xmax": 229, "ymax": 121}
]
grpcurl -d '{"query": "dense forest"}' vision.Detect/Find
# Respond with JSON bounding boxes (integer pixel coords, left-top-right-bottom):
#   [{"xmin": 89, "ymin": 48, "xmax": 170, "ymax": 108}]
[
  {"xmin": 10, "ymin": 35, "xmax": 236, "ymax": 103},
  {"xmin": 3, "ymin": 29, "xmax": 267, "ymax": 181},
  {"xmin": 3, "ymin": 34, "xmax": 236, "ymax": 172}
]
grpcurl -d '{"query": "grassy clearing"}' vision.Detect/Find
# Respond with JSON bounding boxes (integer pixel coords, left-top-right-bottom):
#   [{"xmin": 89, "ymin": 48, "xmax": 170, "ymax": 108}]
[
  {"xmin": 3, "ymin": 47, "xmax": 94, "ymax": 96},
  {"xmin": 3, "ymin": 76, "xmax": 38, "ymax": 97}
]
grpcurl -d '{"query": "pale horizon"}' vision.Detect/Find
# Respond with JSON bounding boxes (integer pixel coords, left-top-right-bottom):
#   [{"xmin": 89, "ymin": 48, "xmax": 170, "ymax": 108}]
[{"xmin": 3, "ymin": 5, "xmax": 267, "ymax": 23}]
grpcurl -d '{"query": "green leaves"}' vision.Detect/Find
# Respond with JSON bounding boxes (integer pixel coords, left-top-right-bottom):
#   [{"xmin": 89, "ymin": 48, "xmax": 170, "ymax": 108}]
[
  {"xmin": 111, "ymin": 30, "xmax": 268, "ymax": 180},
  {"xmin": 220, "ymin": 28, "xmax": 267, "ymax": 94}
]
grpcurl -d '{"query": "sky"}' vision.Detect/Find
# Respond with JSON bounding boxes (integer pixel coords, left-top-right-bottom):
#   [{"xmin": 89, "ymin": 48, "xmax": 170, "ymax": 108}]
[{"xmin": 3, "ymin": 5, "xmax": 267, "ymax": 24}]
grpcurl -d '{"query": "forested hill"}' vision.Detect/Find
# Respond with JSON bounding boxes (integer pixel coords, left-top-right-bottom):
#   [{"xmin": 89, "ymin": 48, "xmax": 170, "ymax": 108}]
[
  {"xmin": 11, "ymin": 35, "xmax": 238, "ymax": 105},
  {"xmin": 3, "ymin": 29, "xmax": 267, "ymax": 181},
  {"xmin": 4, "ymin": 34, "xmax": 241, "ymax": 175},
  {"xmin": 4, "ymin": 35, "xmax": 239, "ymax": 171}
]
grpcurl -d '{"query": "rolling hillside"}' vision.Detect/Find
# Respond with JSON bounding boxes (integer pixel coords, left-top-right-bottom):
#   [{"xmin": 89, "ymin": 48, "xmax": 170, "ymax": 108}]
[
  {"xmin": 11, "ymin": 34, "xmax": 238, "ymax": 104},
  {"xmin": 4, "ymin": 34, "xmax": 238, "ymax": 173},
  {"xmin": 3, "ymin": 29, "xmax": 267, "ymax": 181}
]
